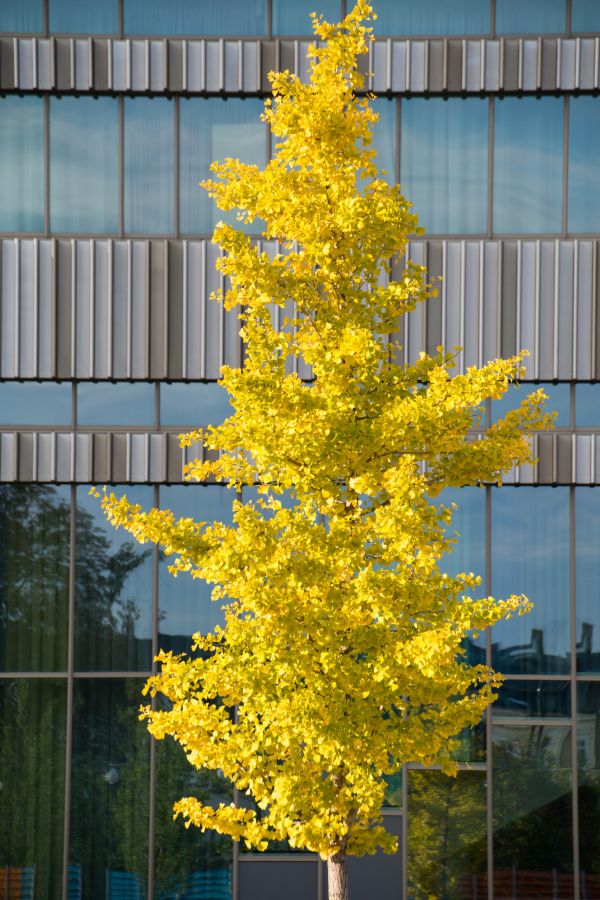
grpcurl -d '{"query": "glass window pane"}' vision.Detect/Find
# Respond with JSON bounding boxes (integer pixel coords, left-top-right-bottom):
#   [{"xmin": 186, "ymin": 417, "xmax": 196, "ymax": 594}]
[
  {"xmin": 576, "ymin": 489, "xmax": 600, "ymax": 673},
  {"xmin": 493, "ymin": 680, "xmax": 571, "ymax": 718},
  {"xmin": 568, "ymin": 96, "xmax": 600, "ymax": 233},
  {"xmin": 491, "ymin": 487, "xmax": 570, "ymax": 675},
  {"xmin": 158, "ymin": 485, "xmax": 233, "ymax": 654},
  {"xmin": 0, "ymin": 485, "xmax": 70, "ymax": 672},
  {"xmin": 0, "ymin": 0, "xmax": 42, "ymax": 32},
  {"xmin": 77, "ymin": 382, "xmax": 155, "ymax": 426},
  {"xmin": 160, "ymin": 382, "xmax": 230, "ymax": 427},
  {"xmin": 373, "ymin": 0, "xmax": 489, "ymax": 35},
  {"xmin": 272, "ymin": 0, "xmax": 341, "ymax": 35},
  {"xmin": 124, "ymin": 0, "xmax": 266, "ymax": 36},
  {"xmin": 0, "ymin": 679, "xmax": 66, "ymax": 898},
  {"xmin": 371, "ymin": 98, "xmax": 396, "ymax": 186},
  {"xmin": 49, "ymin": 0, "xmax": 118, "ymax": 33},
  {"xmin": 75, "ymin": 487, "xmax": 154, "ymax": 671},
  {"xmin": 69, "ymin": 679, "xmax": 149, "ymax": 898},
  {"xmin": 493, "ymin": 98, "xmax": 563, "ymax": 234},
  {"xmin": 496, "ymin": 0, "xmax": 566, "ymax": 34},
  {"xmin": 125, "ymin": 98, "xmax": 174, "ymax": 235},
  {"xmin": 401, "ymin": 99, "xmax": 488, "ymax": 234},
  {"xmin": 577, "ymin": 681, "xmax": 600, "ymax": 889},
  {"xmin": 180, "ymin": 98, "xmax": 266, "ymax": 235},
  {"xmin": 408, "ymin": 770, "xmax": 487, "ymax": 899},
  {"xmin": 0, "ymin": 95, "xmax": 44, "ymax": 233},
  {"xmin": 576, "ymin": 384, "xmax": 600, "ymax": 428},
  {"xmin": 492, "ymin": 725, "xmax": 574, "ymax": 893},
  {"xmin": 0, "ymin": 382, "xmax": 71, "ymax": 426},
  {"xmin": 491, "ymin": 382, "xmax": 570, "ymax": 426},
  {"xmin": 50, "ymin": 97, "xmax": 119, "ymax": 233},
  {"xmin": 437, "ymin": 487, "xmax": 486, "ymax": 579},
  {"xmin": 572, "ymin": 0, "xmax": 600, "ymax": 32},
  {"xmin": 154, "ymin": 727, "xmax": 233, "ymax": 896}
]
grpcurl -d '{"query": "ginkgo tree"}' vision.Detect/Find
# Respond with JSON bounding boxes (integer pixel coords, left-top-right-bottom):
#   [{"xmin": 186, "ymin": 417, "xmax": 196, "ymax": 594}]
[{"xmin": 98, "ymin": 3, "xmax": 551, "ymax": 898}]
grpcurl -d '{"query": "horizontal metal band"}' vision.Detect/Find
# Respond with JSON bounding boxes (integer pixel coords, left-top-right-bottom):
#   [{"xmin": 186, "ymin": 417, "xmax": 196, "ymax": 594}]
[
  {"xmin": 1, "ymin": 36, "xmax": 598, "ymax": 95},
  {"xmin": 0, "ymin": 429, "xmax": 598, "ymax": 485},
  {"xmin": 2, "ymin": 238, "xmax": 597, "ymax": 382}
]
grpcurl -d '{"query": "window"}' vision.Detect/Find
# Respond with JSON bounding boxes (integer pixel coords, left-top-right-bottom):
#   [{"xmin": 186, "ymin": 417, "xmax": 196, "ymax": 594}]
[
  {"xmin": 572, "ymin": 0, "xmax": 600, "ymax": 32},
  {"xmin": 576, "ymin": 489, "xmax": 600, "ymax": 674},
  {"xmin": 568, "ymin": 96, "xmax": 600, "ymax": 233},
  {"xmin": 491, "ymin": 383, "xmax": 570, "ymax": 427},
  {"xmin": 496, "ymin": 0, "xmax": 565, "ymax": 34},
  {"xmin": 373, "ymin": 0, "xmax": 489, "ymax": 35},
  {"xmin": 0, "ymin": 382, "xmax": 71, "ymax": 426},
  {"xmin": 272, "ymin": 0, "xmax": 341, "ymax": 35},
  {"xmin": 0, "ymin": 0, "xmax": 42, "ymax": 32},
  {"xmin": 125, "ymin": 98, "xmax": 174, "ymax": 235},
  {"xmin": 0, "ymin": 96, "xmax": 44, "ymax": 233},
  {"xmin": 123, "ymin": 0, "xmax": 266, "ymax": 36},
  {"xmin": 77, "ymin": 383, "xmax": 155, "ymax": 427},
  {"xmin": 160, "ymin": 382, "xmax": 230, "ymax": 427},
  {"xmin": 49, "ymin": 0, "xmax": 118, "ymax": 34},
  {"xmin": 401, "ymin": 98, "xmax": 488, "ymax": 234},
  {"xmin": 575, "ymin": 384, "xmax": 600, "ymax": 428},
  {"xmin": 371, "ymin": 98, "xmax": 396, "ymax": 186}
]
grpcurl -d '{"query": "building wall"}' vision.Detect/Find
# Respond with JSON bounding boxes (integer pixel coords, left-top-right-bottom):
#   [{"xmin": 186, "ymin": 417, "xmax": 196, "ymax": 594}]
[{"xmin": 1, "ymin": 2, "xmax": 600, "ymax": 899}]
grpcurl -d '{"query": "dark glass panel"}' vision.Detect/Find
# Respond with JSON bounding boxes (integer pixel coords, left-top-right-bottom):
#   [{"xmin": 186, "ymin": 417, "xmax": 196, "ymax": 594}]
[
  {"xmin": 157, "ymin": 486, "xmax": 233, "ymax": 655},
  {"xmin": 0, "ymin": 382, "xmax": 71, "ymax": 426},
  {"xmin": 0, "ymin": 679, "xmax": 66, "ymax": 899},
  {"xmin": 123, "ymin": 0, "xmax": 266, "ymax": 36},
  {"xmin": 568, "ymin": 97, "xmax": 600, "ymax": 233},
  {"xmin": 408, "ymin": 770, "xmax": 487, "ymax": 899},
  {"xmin": 491, "ymin": 488, "xmax": 570, "ymax": 675},
  {"xmin": 493, "ymin": 97, "xmax": 563, "ymax": 234},
  {"xmin": 572, "ymin": 0, "xmax": 600, "ymax": 32},
  {"xmin": 49, "ymin": 0, "xmax": 118, "ymax": 33},
  {"xmin": 576, "ymin": 384, "xmax": 600, "ymax": 428},
  {"xmin": 154, "ymin": 734, "xmax": 233, "ymax": 897},
  {"xmin": 492, "ymin": 725, "xmax": 574, "ymax": 895},
  {"xmin": 0, "ymin": 485, "xmax": 70, "ymax": 672},
  {"xmin": 576, "ymin": 489, "xmax": 600, "ymax": 673},
  {"xmin": 77, "ymin": 382, "xmax": 155, "ymax": 427},
  {"xmin": 493, "ymin": 680, "xmax": 571, "ymax": 718},
  {"xmin": 401, "ymin": 99, "xmax": 488, "ymax": 234},
  {"xmin": 69, "ymin": 679, "xmax": 149, "ymax": 899},
  {"xmin": 371, "ymin": 98, "xmax": 396, "ymax": 186},
  {"xmin": 74, "ymin": 487, "xmax": 154, "ymax": 672},
  {"xmin": 125, "ymin": 98, "xmax": 174, "ymax": 235},
  {"xmin": 491, "ymin": 382, "xmax": 570, "ymax": 426},
  {"xmin": 160, "ymin": 382, "xmax": 230, "ymax": 427},
  {"xmin": 0, "ymin": 95, "xmax": 44, "ymax": 233},
  {"xmin": 0, "ymin": 0, "xmax": 42, "ymax": 32},
  {"xmin": 383, "ymin": 770, "xmax": 402, "ymax": 808},
  {"xmin": 272, "ymin": 0, "xmax": 341, "ymax": 34},
  {"xmin": 373, "ymin": 0, "xmax": 489, "ymax": 35},
  {"xmin": 577, "ymin": 682, "xmax": 600, "ymax": 897},
  {"xmin": 180, "ymin": 98, "xmax": 266, "ymax": 235},
  {"xmin": 496, "ymin": 0, "xmax": 566, "ymax": 34},
  {"xmin": 50, "ymin": 97, "xmax": 119, "ymax": 234}
]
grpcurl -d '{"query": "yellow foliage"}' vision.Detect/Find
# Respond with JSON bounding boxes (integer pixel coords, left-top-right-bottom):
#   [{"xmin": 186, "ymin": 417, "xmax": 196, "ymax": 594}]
[{"xmin": 99, "ymin": 0, "xmax": 551, "ymax": 863}]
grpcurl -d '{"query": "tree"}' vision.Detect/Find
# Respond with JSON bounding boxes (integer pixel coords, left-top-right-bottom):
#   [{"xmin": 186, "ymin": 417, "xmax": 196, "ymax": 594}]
[{"xmin": 98, "ymin": 3, "xmax": 551, "ymax": 898}]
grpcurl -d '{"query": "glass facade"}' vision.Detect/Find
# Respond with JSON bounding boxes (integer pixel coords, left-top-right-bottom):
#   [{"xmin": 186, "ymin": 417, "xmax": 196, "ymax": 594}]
[{"xmin": 0, "ymin": 96, "xmax": 44, "ymax": 233}]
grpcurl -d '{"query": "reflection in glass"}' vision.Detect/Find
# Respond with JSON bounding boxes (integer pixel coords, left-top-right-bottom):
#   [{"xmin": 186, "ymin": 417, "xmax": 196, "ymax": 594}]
[
  {"xmin": 576, "ymin": 384, "xmax": 600, "ymax": 429},
  {"xmin": 373, "ymin": 0, "xmax": 489, "ymax": 35},
  {"xmin": 125, "ymin": 98, "xmax": 174, "ymax": 234},
  {"xmin": 158, "ymin": 486, "xmax": 233, "ymax": 654},
  {"xmin": 572, "ymin": 0, "xmax": 600, "ymax": 32},
  {"xmin": 0, "ymin": 485, "xmax": 70, "ymax": 672},
  {"xmin": 69, "ymin": 679, "xmax": 149, "ymax": 899},
  {"xmin": 491, "ymin": 488, "xmax": 570, "ymax": 674},
  {"xmin": 0, "ymin": 95, "xmax": 44, "ymax": 233},
  {"xmin": 569, "ymin": 97, "xmax": 600, "ymax": 233},
  {"xmin": 49, "ymin": 0, "xmax": 118, "ymax": 33},
  {"xmin": 577, "ymin": 682, "xmax": 600, "ymax": 896},
  {"xmin": 576, "ymin": 489, "xmax": 600, "ymax": 673},
  {"xmin": 0, "ymin": 382, "xmax": 71, "ymax": 426},
  {"xmin": 160, "ymin": 382, "xmax": 230, "ymax": 427},
  {"xmin": 180, "ymin": 99, "xmax": 266, "ymax": 235},
  {"xmin": 0, "ymin": 679, "xmax": 66, "ymax": 900},
  {"xmin": 0, "ymin": 0, "xmax": 42, "ymax": 32},
  {"xmin": 496, "ymin": 0, "xmax": 566, "ymax": 34},
  {"xmin": 494, "ymin": 680, "xmax": 570, "ymax": 718},
  {"xmin": 492, "ymin": 725, "xmax": 573, "ymax": 894},
  {"xmin": 272, "ymin": 0, "xmax": 341, "ymax": 34},
  {"xmin": 401, "ymin": 99, "xmax": 488, "ymax": 234},
  {"xmin": 123, "ymin": 0, "xmax": 266, "ymax": 36},
  {"xmin": 371, "ymin": 98, "xmax": 396, "ymax": 186},
  {"xmin": 154, "ymin": 732, "xmax": 233, "ymax": 896},
  {"xmin": 74, "ymin": 487, "xmax": 154, "ymax": 671},
  {"xmin": 50, "ymin": 97, "xmax": 119, "ymax": 233},
  {"xmin": 408, "ymin": 770, "xmax": 487, "ymax": 899},
  {"xmin": 493, "ymin": 98, "xmax": 563, "ymax": 234},
  {"xmin": 491, "ymin": 382, "xmax": 570, "ymax": 426},
  {"xmin": 77, "ymin": 382, "xmax": 155, "ymax": 426}
]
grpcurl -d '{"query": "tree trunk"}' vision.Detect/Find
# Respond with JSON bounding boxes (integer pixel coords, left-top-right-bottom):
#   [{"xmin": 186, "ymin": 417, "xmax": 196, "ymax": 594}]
[{"xmin": 328, "ymin": 851, "xmax": 349, "ymax": 900}]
